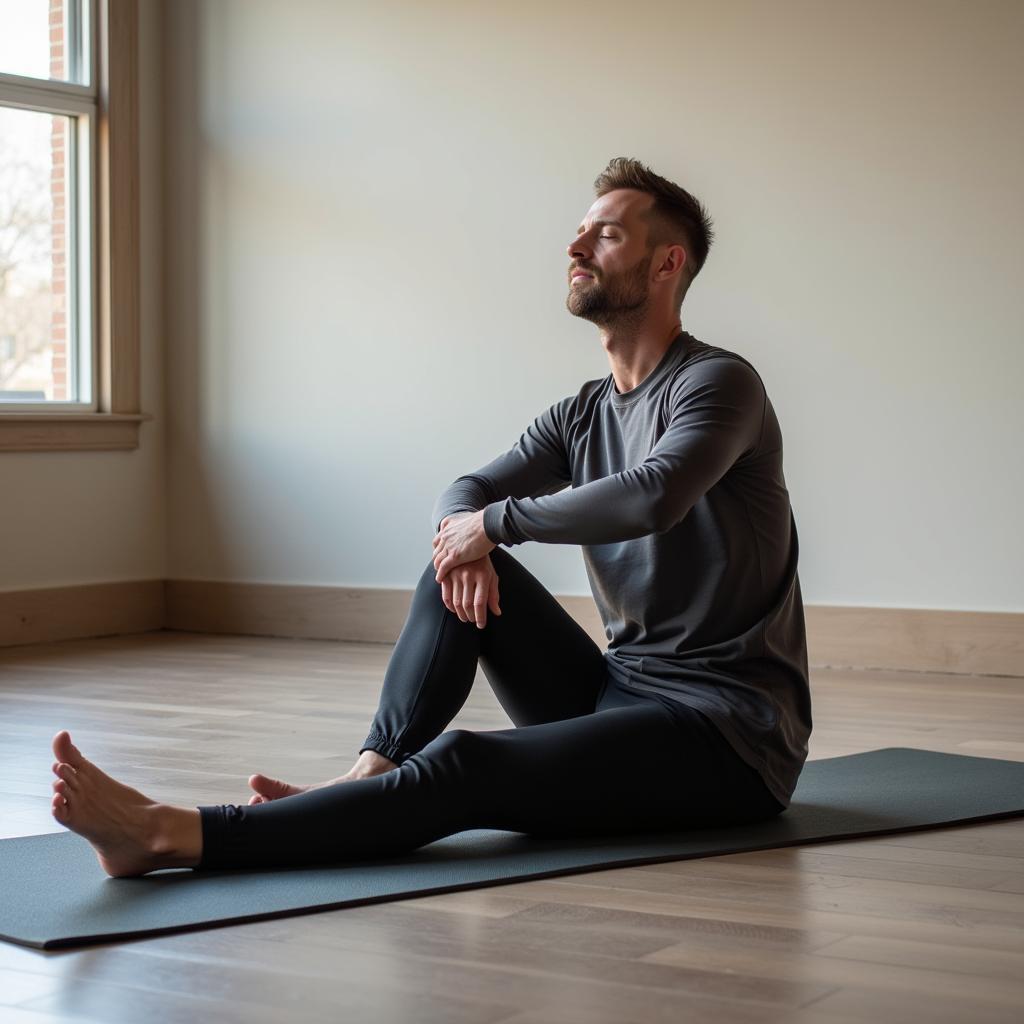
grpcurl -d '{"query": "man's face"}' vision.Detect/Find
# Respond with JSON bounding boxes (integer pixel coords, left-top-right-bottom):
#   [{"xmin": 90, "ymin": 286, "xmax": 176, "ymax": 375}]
[{"xmin": 566, "ymin": 189, "xmax": 657, "ymax": 325}]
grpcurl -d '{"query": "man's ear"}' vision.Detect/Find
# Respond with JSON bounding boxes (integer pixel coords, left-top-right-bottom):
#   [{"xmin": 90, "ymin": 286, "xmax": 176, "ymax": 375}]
[{"xmin": 655, "ymin": 243, "xmax": 688, "ymax": 288}]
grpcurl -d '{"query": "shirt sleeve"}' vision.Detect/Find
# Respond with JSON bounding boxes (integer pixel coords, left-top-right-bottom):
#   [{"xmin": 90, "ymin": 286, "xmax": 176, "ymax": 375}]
[
  {"xmin": 484, "ymin": 357, "xmax": 766, "ymax": 546},
  {"xmin": 430, "ymin": 396, "xmax": 574, "ymax": 539}
]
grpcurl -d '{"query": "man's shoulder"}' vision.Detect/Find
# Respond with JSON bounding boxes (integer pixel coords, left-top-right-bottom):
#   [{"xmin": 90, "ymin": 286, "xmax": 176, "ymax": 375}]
[
  {"xmin": 534, "ymin": 383, "xmax": 602, "ymax": 437},
  {"xmin": 562, "ymin": 373, "xmax": 609, "ymax": 411},
  {"xmin": 682, "ymin": 335, "xmax": 760, "ymax": 372},
  {"xmin": 672, "ymin": 337, "xmax": 766, "ymax": 395},
  {"xmin": 541, "ymin": 376, "xmax": 609, "ymax": 448}
]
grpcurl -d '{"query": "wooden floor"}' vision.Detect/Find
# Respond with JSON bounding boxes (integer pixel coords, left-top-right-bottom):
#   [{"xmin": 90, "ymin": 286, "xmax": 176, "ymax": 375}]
[{"xmin": 0, "ymin": 629, "xmax": 1022, "ymax": 1024}]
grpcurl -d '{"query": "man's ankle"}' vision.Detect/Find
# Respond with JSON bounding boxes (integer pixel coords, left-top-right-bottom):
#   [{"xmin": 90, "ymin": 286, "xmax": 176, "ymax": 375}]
[{"xmin": 355, "ymin": 749, "xmax": 398, "ymax": 774}]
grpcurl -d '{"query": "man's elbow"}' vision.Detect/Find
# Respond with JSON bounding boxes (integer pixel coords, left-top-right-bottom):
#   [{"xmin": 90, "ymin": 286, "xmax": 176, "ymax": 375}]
[{"xmin": 650, "ymin": 494, "xmax": 693, "ymax": 535}]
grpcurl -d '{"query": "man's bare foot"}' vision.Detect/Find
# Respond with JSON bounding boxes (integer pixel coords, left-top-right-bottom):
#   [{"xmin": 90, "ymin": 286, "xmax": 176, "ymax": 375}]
[
  {"xmin": 247, "ymin": 749, "xmax": 398, "ymax": 805},
  {"xmin": 49, "ymin": 730, "xmax": 202, "ymax": 878}
]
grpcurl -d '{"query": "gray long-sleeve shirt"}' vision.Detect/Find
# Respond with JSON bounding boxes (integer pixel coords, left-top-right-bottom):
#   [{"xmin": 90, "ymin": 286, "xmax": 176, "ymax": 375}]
[{"xmin": 431, "ymin": 330, "xmax": 812, "ymax": 808}]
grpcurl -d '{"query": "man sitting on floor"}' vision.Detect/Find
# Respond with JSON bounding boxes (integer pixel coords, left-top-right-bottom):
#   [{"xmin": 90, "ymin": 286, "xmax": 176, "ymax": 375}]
[{"xmin": 49, "ymin": 157, "xmax": 811, "ymax": 876}]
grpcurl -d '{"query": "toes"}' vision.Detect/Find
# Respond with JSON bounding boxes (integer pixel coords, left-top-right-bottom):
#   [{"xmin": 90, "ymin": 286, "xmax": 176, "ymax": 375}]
[
  {"xmin": 250, "ymin": 773, "xmax": 289, "ymax": 798},
  {"xmin": 52, "ymin": 778, "xmax": 69, "ymax": 796},
  {"xmin": 52, "ymin": 730, "xmax": 72, "ymax": 763},
  {"xmin": 52, "ymin": 730, "xmax": 85, "ymax": 769},
  {"xmin": 56, "ymin": 763, "xmax": 79, "ymax": 788},
  {"xmin": 51, "ymin": 793, "xmax": 67, "ymax": 820},
  {"xmin": 247, "ymin": 794, "xmax": 266, "ymax": 806}
]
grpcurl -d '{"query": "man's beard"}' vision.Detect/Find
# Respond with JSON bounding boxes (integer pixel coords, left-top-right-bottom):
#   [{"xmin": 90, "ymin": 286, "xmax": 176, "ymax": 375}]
[{"xmin": 566, "ymin": 250, "xmax": 653, "ymax": 327}]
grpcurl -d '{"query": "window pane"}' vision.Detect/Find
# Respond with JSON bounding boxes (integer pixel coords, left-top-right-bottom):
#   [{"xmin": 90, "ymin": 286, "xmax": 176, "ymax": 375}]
[
  {"xmin": 0, "ymin": 0, "xmax": 86, "ymax": 84},
  {"xmin": 0, "ymin": 105, "xmax": 76, "ymax": 402}
]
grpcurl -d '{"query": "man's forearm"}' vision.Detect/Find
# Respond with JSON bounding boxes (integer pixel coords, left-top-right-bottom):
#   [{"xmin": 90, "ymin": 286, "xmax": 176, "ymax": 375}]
[{"xmin": 431, "ymin": 473, "xmax": 495, "ymax": 534}]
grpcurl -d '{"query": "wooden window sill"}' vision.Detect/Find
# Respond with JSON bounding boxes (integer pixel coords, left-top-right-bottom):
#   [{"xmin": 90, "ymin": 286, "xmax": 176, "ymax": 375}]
[{"xmin": 0, "ymin": 412, "xmax": 151, "ymax": 452}]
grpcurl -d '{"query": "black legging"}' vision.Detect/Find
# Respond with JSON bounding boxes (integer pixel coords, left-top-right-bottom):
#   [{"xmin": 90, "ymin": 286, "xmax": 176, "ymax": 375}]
[{"xmin": 197, "ymin": 548, "xmax": 785, "ymax": 870}]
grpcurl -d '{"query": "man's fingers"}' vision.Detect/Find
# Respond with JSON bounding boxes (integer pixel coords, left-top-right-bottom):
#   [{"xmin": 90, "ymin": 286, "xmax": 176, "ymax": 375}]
[
  {"xmin": 457, "ymin": 578, "xmax": 474, "ymax": 626},
  {"xmin": 451, "ymin": 575, "xmax": 464, "ymax": 619},
  {"xmin": 474, "ymin": 581, "xmax": 487, "ymax": 629},
  {"xmin": 433, "ymin": 542, "xmax": 448, "ymax": 571},
  {"xmin": 436, "ymin": 563, "xmax": 499, "ymax": 627},
  {"xmin": 436, "ymin": 552, "xmax": 466, "ymax": 583}
]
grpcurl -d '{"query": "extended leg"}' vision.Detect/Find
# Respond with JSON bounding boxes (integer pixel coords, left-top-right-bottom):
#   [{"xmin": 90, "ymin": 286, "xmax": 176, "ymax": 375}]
[{"xmin": 199, "ymin": 699, "xmax": 783, "ymax": 872}]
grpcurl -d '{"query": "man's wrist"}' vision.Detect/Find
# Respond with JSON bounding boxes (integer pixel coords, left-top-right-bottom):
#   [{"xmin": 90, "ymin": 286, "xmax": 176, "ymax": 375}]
[{"xmin": 482, "ymin": 502, "xmax": 505, "ymax": 546}]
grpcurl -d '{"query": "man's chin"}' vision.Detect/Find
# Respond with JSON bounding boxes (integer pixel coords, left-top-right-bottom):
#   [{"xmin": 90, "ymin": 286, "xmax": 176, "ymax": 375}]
[{"xmin": 566, "ymin": 296, "xmax": 603, "ymax": 321}]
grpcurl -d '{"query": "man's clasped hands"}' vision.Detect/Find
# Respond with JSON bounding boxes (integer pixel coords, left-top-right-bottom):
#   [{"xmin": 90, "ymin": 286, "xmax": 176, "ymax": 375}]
[{"xmin": 431, "ymin": 511, "xmax": 502, "ymax": 630}]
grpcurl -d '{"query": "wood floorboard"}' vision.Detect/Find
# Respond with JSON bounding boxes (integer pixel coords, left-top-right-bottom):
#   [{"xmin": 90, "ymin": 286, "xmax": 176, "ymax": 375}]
[{"xmin": 0, "ymin": 629, "xmax": 1021, "ymax": 1023}]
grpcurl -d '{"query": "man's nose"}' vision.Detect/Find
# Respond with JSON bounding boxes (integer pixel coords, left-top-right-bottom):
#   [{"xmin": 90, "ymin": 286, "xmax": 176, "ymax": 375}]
[{"xmin": 567, "ymin": 235, "xmax": 592, "ymax": 260}]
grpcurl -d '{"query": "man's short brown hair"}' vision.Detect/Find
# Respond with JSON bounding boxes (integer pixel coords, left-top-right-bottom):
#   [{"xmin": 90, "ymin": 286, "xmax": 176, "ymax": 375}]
[{"xmin": 593, "ymin": 157, "xmax": 714, "ymax": 308}]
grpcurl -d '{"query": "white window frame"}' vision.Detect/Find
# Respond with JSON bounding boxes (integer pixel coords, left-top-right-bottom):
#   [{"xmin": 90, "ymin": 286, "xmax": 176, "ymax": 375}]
[{"xmin": 0, "ymin": 0, "xmax": 147, "ymax": 452}]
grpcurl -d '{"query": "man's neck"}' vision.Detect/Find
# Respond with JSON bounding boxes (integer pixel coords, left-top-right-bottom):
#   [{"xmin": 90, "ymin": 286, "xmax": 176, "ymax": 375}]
[{"xmin": 602, "ymin": 318, "xmax": 683, "ymax": 395}]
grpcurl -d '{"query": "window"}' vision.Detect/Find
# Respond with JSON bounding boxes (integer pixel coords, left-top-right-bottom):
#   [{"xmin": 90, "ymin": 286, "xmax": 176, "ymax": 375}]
[{"xmin": 0, "ymin": 0, "xmax": 146, "ymax": 451}]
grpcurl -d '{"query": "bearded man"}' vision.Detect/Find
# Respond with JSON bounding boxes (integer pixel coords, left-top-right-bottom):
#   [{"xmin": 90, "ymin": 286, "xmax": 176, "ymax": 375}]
[{"xmin": 48, "ymin": 158, "xmax": 810, "ymax": 876}]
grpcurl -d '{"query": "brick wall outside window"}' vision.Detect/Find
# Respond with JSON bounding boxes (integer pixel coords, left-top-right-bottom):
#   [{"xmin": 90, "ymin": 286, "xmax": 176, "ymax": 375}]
[{"xmin": 49, "ymin": 0, "xmax": 67, "ymax": 400}]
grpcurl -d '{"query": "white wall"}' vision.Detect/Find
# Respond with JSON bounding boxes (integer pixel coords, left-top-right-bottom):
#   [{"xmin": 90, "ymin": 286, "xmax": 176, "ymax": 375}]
[
  {"xmin": 161, "ymin": 0, "xmax": 1023, "ymax": 611},
  {"xmin": 0, "ymin": 0, "xmax": 166, "ymax": 591}
]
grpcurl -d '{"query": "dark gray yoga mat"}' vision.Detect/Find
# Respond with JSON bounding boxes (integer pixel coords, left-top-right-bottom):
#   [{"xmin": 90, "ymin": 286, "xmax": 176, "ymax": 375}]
[{"xmin": 2, "ymin": 746, "xmax": 1022, "ymax": 950}]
